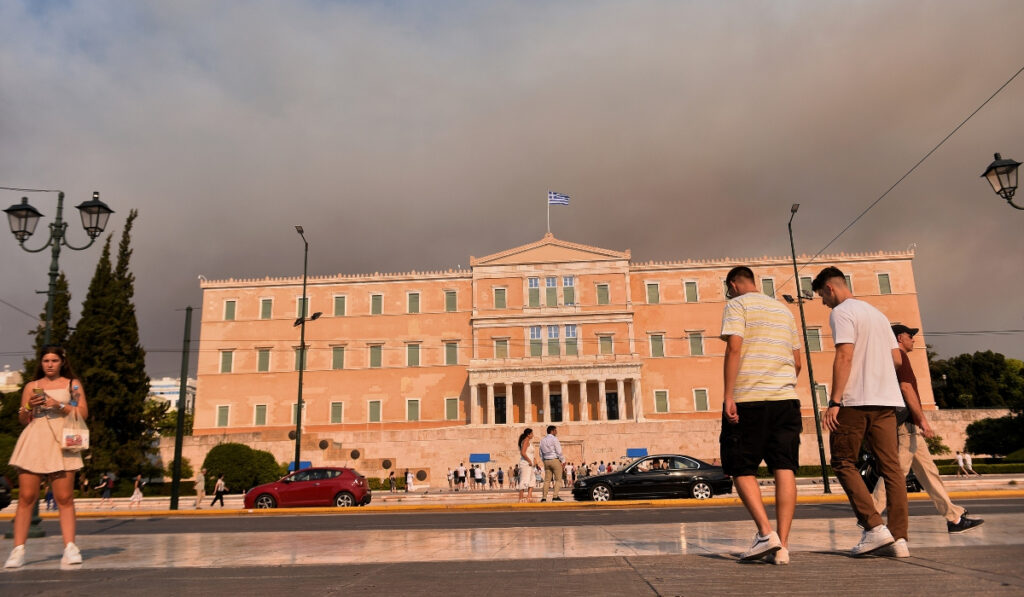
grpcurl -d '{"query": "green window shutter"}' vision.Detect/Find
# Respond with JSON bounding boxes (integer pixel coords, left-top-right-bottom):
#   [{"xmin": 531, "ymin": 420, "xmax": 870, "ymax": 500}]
[
  {"xmin": 254, "ymin": 405, "xmax": 266, "ymax": 426},
  {"xmin": 800, "ymin": 277, "xmax": 813, "ymax": 297},
  {"xmin": 685, "ymin": 282, "xmax": 698, "ymax": 303},
  {"xmin": 807, "ymin": 329, "xmax": 822, "ymax": 352},
  {"xmin": 370, "ymin": 345, "xmax": 382, "ymax": 368},
  {"xmin": 408, "ymin": 293, "xmax": 420, "ymax": 314},
  {"xmin": 331, "ymin": 402, "xmax": 343, "ymax": 424},
  {"xmin": 371, "ymin": 294, "xmax": 382, "ymax": 315},
  {"xmin": 654, "ymin": 391, "xmax": 668, "ymax": 413},
  {"xmin": 565, "ymin": 338, "xmax": 578, "ymax": 356},
  {"xmin": 494, "ymin": 288, "xmax": 506, "ymax": 309},
  {"xmin": 530, "ymin": 340, "xmax": 542, "ymax": 357},
  {"xmin": 694, "ymin": 389, "xmax": 709, "ymax": 412},
  {"xmin": 297, "ymin": 297, "xmax": 308, "ymax": 318},
  {"xmin": 689, "ymin": 333, "xmax": 704, "ymax": 356},
  {"xmin": 294, "ymin": 347, "xmax": 306, "ymax": 371},
  {"xmin": 647, "ymin": 284, "xmax": 659, "ymax": 304},
  {"xmin": 597, "ymin": 284, "xmax": 609, "ymax": 305},
  {"xmin": 260, "ymin": 298, "xmax": 273, "ymax": 320},
  {"xmin": 369, "ymin": 401, "xmax": 381, "ymax": 423},
  {"xmin": 217, "ymin": 405, "xmax": 229, "ymax": 427},
  {"xmin": 445, "ymin": 342, "xmax": 458, "ymax": 365},
  {"xmin": 844, "ymin": 275, "xmax": 853, "ymax": 291},
  {"xmin": 600, "ymin": 336, "xmax": 612, "ymax": 355},
  {"xmin": 445, "ymin": 290, "xmax": 457, "ymax": 312},
  {"xmin": 651, "ymin": 335, "xmax": 664, "ymax": 357},
  {"xmin": 332, "ymin": 346, "xmax": 345, "ymax": 370},
  {"xmin": 495, "ymin": 340, "xmax": 509, "ymax": 359},
  {"xmin": 257, "ymin": 349, "xmax": 270, "ymax": 372},
  {"xmin": 445, "ymin": 398, "xmax": 458, "ymax": 421},
  {"xmin": 407, "ymin": 400, "xmax": 420, "ymax": 422},
  {"xmin": 563, "ymin": 286, "xmax": 575, "ymax": 305},
  {"xmin": 546, "ymin": 287, "xmax": 557, "ymax": 307},
  {"xmin": 224, "ymin": 300, "xmax": 236, "ymax": 321},
  {"xmin": 815, "ymin": 385, "xmax": 829, "ymax": 407},
  {"xmin": 528, "ymin": 288, "xmax": 540, "ymax": 307},
  {"xmin": 220, "ymin": 351, "xmax": 233, "ymax": 373},
  {"xmin": 762, "ymin": 279, "xmax": 775, "ymax": 298},
  {"xmin": 334, "ymin": 296, "xmax": 346, "ymax": 316},
  {"xmin": 878, "ymin": 273, "xmax": 891, "ymax": 295},
  {"xmin": 548, "ymin": 338, "xmax": 560, "ymax": 356},
  {"xmin": 407, "ymin": 344, "xmax": 420, "ymax": 367}
]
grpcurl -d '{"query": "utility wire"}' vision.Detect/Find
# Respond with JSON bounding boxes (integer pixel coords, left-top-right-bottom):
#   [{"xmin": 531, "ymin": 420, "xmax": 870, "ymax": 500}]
[{"xmin": 0, "ymin": 186, "xmax": 61, "ymax": 193}]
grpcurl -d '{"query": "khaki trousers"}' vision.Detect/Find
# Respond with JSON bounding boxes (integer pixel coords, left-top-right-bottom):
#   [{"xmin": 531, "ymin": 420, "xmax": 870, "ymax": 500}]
[
  {"xmin": 830, "ymin": 406, "xmax": 909, "ymax": 540},
  {"xmin": 542, "ymin": 459, "xmax": 563, "ymax": 500},
  {"xmin": 872, "ymin": 423, "xmax": 964, "ymax": 523}
]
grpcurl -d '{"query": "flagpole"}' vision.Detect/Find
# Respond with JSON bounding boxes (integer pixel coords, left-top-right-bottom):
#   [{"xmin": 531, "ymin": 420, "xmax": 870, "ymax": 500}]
[{"xmin": 546, "ymin": 193, "xmax": 551, "ymax": 235}]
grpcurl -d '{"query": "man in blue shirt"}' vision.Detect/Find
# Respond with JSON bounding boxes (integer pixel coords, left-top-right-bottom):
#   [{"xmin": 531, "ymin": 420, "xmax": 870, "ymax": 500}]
[{"xmin": 539, "ymin": 426, "xmax": 566, "ymax": 502}]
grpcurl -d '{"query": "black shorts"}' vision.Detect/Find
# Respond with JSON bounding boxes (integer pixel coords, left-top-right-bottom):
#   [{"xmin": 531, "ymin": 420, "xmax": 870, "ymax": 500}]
[{"xmin": 720, "ymin": 399, "xmax": 802, "ymax": 476}]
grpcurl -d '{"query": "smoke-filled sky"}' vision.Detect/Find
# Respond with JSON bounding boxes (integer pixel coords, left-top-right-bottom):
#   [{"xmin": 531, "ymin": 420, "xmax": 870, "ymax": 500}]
[{"xmin": 1, "ymin": 1, "xmax": 1022, "ymax": 377}]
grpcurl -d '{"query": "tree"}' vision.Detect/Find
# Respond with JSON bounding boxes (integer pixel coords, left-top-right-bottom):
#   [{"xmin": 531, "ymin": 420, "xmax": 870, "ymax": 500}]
[
  {"xmin": 201, "ymin": 443, "xmax": 285, "ymax": 494},
  {"xmin": 930, "ymin": 351, "xmax": 1024, "ymax": 411},
  {"xmin": 965, "ymin": 416, "xmax": 1024, "ymax": 457}
]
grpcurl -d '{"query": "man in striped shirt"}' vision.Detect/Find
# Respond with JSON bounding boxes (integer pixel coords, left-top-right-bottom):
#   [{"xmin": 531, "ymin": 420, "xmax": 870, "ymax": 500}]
[{"xmin": 720, "ymin": 266, "xmax": 803, "ymax": 564}]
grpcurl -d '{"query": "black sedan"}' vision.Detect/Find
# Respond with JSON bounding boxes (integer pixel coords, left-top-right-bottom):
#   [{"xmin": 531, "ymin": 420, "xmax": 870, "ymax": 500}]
[{"xmin": 572, "ymin": 454, "xmax": 733, "ymax": 501}]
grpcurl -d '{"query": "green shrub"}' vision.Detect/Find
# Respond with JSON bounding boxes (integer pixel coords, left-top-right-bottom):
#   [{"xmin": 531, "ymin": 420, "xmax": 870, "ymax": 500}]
[
  {"xmin": 163, "ymin": 457, "xmax": 194, "ymax": 481},
  {"xmin": 926, "ymin": 435, "xmax": 951, "ymax": 456},
  {"xmin": 367, "ymin": 476, "xmax": 406, "ymax": 491},
  {"xmin": 1004, "ymin": 448, "xmax": 1024, "ymax": 463},
  {"xmin": 202, "ymin": 443, "xmax": 285, "ymax": 494}
]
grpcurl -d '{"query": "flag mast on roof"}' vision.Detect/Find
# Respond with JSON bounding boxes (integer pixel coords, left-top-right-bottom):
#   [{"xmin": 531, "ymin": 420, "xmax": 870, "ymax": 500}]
[{"xmin": 547, "ymin": 191, "xmax": 570, "ymax": 235}]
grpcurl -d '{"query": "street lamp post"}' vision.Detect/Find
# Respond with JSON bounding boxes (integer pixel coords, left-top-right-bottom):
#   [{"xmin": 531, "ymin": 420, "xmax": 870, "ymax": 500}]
[
  {"xmin": 980, "ymin": 153, "xmax": 1022, "ymax": 210},
  {"xmin": 292, "ymin": 226, "xmax": 321, "ymax": 473},
  {"xmin": 3, "ymin": 189, "xmax": 114, "ymax": 537},
  {"xmin": 788, "ymin": 204, "xmax": 831, "ymax": 493}
]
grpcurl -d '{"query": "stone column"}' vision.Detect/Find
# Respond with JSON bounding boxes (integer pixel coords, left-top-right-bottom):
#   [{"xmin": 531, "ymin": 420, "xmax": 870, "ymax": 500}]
[
  {"xmin": 470, "ymin": 384, "xmax": 479, "ymax": 425},
  {"xmin": 598, "ymin": 379, "xmax": 607, "ymax": 421},
  {"xmin": 632, "ymin": 378, "xmax": 644, "ymax": 422},
  {"xmin": 542, "ymin": 382, "xmax": 551, "ymax": 424},
  {"xmin": 560, "ymin": 381, "xmax": 569, "ymax": 423},
  {"xmin": 616, "ymin": 379, "xmax": 625, "ymax": 421},
  {"xmin": 523, "ymin": 382, "xmax": 532, "ymax": 424},
  {"xmin": 504, "ymin": 383, "xmax": 513, "ymax": 424},
  {"xmin": 487, "ymin": 383, "xmax": 495, "ymax": 426},
  {"xmin": 579, "ymin": 380, "xmax": 589, "ymax": 422}
]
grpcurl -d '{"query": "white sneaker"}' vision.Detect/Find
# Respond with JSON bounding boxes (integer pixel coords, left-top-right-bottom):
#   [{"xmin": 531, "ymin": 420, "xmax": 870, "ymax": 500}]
[
  {"xmin": 740, "ymin": 531, "xmax": 781, "ymax": 561},
  {"xmin": 766, "ymin": 546, "xmax": 790, "ymax": 565},
  {"xmin": 61, "ymin": 542, "xmax": 82, "ymax": 566},
  {"xmin": 4, "ymin": 545, "xmax": 25, "ymax": 569},
  {"xmin": 883, "ymin": 538, "xmax": 910, "ymax": 558},
  {"xmin": 851, "ymin": 525, "xmax": 895, "ymax": 556}
]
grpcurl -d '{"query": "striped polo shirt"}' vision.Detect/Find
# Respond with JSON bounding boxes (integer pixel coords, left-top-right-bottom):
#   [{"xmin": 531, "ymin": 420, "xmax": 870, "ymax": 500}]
[{"xmin": 720, "ymin": 291, "xmax": 801, "ymax": 403}]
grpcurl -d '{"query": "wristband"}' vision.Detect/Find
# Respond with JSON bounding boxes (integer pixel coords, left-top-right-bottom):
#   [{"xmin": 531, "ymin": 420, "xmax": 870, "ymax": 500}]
[{"xmin": 827, "ymin": 401, "xmax": 842, "ymax": 409}]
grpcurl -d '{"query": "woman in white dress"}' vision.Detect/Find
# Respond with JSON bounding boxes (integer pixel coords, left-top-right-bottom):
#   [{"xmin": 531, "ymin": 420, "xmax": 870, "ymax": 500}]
[{"xmin": 516, "ymin": 428, "xmax": 536, "ymax": 502}]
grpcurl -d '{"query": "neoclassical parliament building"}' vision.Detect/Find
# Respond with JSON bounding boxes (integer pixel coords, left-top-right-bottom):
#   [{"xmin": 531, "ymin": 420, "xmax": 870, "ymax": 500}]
[{"xmin": 181, "ymin": 235, "xmax": 933, "ymax": 484}]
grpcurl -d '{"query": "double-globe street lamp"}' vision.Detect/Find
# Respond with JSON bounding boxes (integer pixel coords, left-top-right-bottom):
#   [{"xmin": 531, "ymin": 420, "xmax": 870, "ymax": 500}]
[
  {"xmin": 3, "ymin": 189, "xmax": 114, "ymax": 537},
  {"xmin": 981, "ymin": 153, "xmax": 1021, "ymax": 210},
  {"xmin": 292, "ymin": 226, "xmax": 321, "ymax": 473}
]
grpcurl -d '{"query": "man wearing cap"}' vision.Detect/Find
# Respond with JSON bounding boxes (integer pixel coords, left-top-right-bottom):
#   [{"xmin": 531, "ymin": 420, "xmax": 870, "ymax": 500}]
[{"xmin": 871, "ymin": 324, "xmax": 984, "ymax": 534}]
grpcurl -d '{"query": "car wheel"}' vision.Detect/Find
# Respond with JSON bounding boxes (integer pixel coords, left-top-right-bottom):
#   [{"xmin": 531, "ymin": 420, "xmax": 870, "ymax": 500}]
[
  {"xmin": 255, "ymin": 494, "xmax": 276, "ymax": 509},
  {"xmin": 334, "ymin": 491, "xmax": 356, "ymax": 507},
  {"xmin": 690, "ymin": 481, "xmax": 713, "ymax": 500},
  {"xmin": 590, "ymin": 484, "xmax": 612, "ymax": 502}
]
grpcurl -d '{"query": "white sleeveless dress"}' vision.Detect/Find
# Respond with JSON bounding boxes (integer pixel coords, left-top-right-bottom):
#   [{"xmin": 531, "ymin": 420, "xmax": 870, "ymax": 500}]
[
  {"xmin": 518, "ymin": 443, "xmax": 536, "ymax": 489},
  {"xmin": 9, "ymin": 386, "xmax": 84, "ymax": 474}
]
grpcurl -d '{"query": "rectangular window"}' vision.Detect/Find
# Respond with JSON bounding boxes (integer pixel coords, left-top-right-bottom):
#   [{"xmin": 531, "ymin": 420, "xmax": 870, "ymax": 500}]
[
  {"xmin": 407, "ymin": 399, "xmax": 420, "ymax": 422},
  {"xmin": 815, "ymin": 384, "xmax": 829, "ymax": 407},
  {"xmin": 845, "ymin": 274, "xmax": 853, "ymax": 292},
  {"xmin": 650, "ymin": 334, "xmax": 664, "ymax": 358},
  {"xmin": 807, "ymin": 328, "xmax": 822, "ymax": 352},
  {"xmin": 494, "ymin": 288, "xmax": 507, "ymax": 309},
  {"xmin": 296, "ymin": 297, "xmax": 309, "ymax": 318},
  {"xmin": 407, "ymin": 343, "xmax": 420, "ymax": 367},
  {"xmin": 369, "ymin": 345, "xmax": 382, "ymax": 368},
  {"xmin": 330, "ymin": 402, "xmax": 344, "ymax": 424},
  {"xmin": 254, "ymin": 404, "xmax": 266, "ymax": 426},
  {"xmin": 528, "ymin": 278, "xmax": 540, "ymax": 307},
  {"xmin": 217, "ymin": 405, "xmax": 229, "ymax": 427},
  {"xmin": 689, "ymin": 333, "xmax": 704, "ymax": 356},
  {"xmin": 546, "ymin": 276, "xmax": 557, "ymax": 307},
  {"xmin": 220, "ymin": 351, "xmax": 233, "ymax": 373},
  {"xmin": 368, "ymin": 400, "xmax": 381, "ymax": 423},
  {"xmin": 800, "ymin": 276, "xmax": 813, "ymax": 298},
  {"xmin": 445, "ymin": 290, "xmax": 457, "ymax": 312},
  {"xmin": 223, "ymin": 300, "xmax": 236, "ymax": 321},
  {"xmin": 599, "ymin": 335, "xmax": 613, "ymax": 355},
  {"xmin": 294, "ymin": 347, "xmax": 307, "ymax": 371},
  {"xmin": 547, "ymin": 325, "xmax": 560, "ymax": 356},
  {"xmin": 445, "ymin": 342, "xmax": 458, "ymax": 365},
  {"xmin": 565, "ymin": 325, "xmax": 578, "ymax": 356},
  {"xmin": 646, "ymin": 282, "xmax": 660, "ymax": 304},
  {"xmin": 596, "ymin": 283, "xmax": 610, "ymax": 305},
  {"xmin": 407, "ymin": 292, "xmax": 420, "ymax": 314},
  {"xmin": 684, "ymin": 281, "xmax": 698, "ymax": 303},
  {"xmin": 260, "ymin": 298, "xmax": 273, "ymax": 320},
  {"xmin": 494, "ymin": 339, "xmax": 509, "ymax": 359},
  {"xmin": 332, "ymin": 346, "xmax": 345, "ymax": 370},
  {"xmin": 333, "ymin": 295, "xmax": 346, "ymax": 316},
  {"xmin": 257, "ymin": 349, "xmax": 270, "ymax": 372},
  {"xmin": 761, "ymin": 278, "xmax": 775, "ymax": 299},
  {"xmin": 562, "ymin": 276, "xmax": 575, "ymax": 305},
  {"xmin": 371, "ymin": 294, "xmax": 383, "ymax": 315},
  {"xmin": 654, "ymin": 390, "xmax": 669, "ymax": 413},
  {"xmin": 529, "ymin": 326, "xmax": 542, "ymax": 357},
  {"xmin": 694, "ymin": 389, "xmax": 709, "ymax": 412},
  {"xmin": 445, "ymin": 397, "xmax": 459, "ymax": 421},
  {"xmin": 878, "ymin": 273, "xmax": 892, "ymax": 295}
]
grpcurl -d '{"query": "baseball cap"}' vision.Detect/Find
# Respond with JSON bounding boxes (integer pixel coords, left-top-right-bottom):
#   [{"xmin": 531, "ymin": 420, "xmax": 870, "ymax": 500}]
[{"xmin": 891, "ymin": 324, "xmax": 919, "ymax": 337}]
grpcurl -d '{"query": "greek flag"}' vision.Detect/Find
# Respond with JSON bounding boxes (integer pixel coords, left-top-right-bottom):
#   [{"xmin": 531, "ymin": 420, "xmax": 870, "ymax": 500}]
[{"xmin": 548, "ymin": 191, "xmax": 570, "ymax": 205}]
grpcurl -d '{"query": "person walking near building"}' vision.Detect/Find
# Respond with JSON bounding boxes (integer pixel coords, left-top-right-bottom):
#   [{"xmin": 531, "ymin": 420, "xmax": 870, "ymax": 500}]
[
  {"xmin": 5, "ymin": 345, "xmax": 88, "ymax": 569},
  {"xmin": 498, "ymin": 467, "xmax": 504, "ymax": 489},
  {"xmin": 210, "ymin": 474, "xmax": 228, "ymax": 507},
  {"xmin": 447, "ymin": 468, "xmax": 454, "ymax": 490},
  {"xmin": 389, "ymin": 471, "xmax": 398, "ymax": 493},
  {"xmin": 128, "ymin": 474, "xmax": 144, "ymax": 510},
  {"xmin": 872, "ymin": 325, "xmax": 984, "ymax": 534},
  {"xmin": 194, "ymin": 468, "xmax": 207, "ymax": 509},
  {"xmin": 516, "ymin": 428, "xmax": 537, "ymax": 502},
  {"xmin": 539, "ymin": 425, "xmax": 566, "ymax": 502},
  {"xmin": 964, "ymin": 452, "xmax": 981, "ymax": 477},
  {"xmin": 813, "ymin": 266, "xmax": 908, "ymax": 557},
  {"xmin": 474, "ymin": 465, "xmax": 484, "ymax": 490},
  {"xmin": 99, "ymin": 473, "xmax": 113, "ymax": 509},
  {"xmin": 719, "ymin": 266, "xmax": 803, "ymax": 564}
]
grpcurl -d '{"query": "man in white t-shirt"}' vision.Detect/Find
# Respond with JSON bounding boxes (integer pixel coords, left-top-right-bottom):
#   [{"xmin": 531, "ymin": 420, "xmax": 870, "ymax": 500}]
[{"xmin": 813, "ymin": 266, "xmax": 908, "ymax": 558}]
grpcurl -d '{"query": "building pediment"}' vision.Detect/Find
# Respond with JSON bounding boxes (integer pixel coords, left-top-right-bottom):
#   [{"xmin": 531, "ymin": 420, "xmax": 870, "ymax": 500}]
[{"xmin": 470, "ymin": 234, "xmax": 630, "ymax": 267}]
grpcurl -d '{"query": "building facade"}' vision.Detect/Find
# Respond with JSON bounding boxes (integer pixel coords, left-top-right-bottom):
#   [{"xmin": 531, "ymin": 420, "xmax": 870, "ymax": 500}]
[
  {"xmin": 188, "ymin": 235, "xmax": 931, "ymax": 483},
  {"xmin": 148, "ymin": 376, "xmax": 197, "ymax": 412}
]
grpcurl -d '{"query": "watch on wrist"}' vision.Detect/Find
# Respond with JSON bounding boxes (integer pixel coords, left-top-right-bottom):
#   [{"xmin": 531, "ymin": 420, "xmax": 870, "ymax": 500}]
[{"xmin": 827, "ymin": 401, "xmax": 842, "ymax": 409}]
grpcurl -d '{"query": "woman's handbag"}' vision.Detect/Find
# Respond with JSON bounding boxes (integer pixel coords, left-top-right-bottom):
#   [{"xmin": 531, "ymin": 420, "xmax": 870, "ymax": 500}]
[{"xmin": 61, "ymin": 409, "xmax": 90, "ymax": 452}]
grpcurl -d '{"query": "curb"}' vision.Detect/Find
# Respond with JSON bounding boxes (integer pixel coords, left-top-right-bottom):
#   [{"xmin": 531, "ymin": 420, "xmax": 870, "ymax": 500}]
[{"xmin": 3, "ymin": 489, "xmax": 1022, "ymax": 520}]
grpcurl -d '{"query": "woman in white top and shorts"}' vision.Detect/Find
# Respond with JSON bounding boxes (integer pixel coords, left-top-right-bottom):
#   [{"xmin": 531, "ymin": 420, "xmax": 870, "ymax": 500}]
[{"xmin": 517, "ymin": 428, "xmax": 536, "ymax": 502}]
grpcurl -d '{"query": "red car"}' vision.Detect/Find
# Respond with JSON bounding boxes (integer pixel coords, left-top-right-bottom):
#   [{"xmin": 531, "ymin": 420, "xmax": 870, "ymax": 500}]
[{"xmin": 244, "ymin": 467, "xmax": 372, "ymax": 508}]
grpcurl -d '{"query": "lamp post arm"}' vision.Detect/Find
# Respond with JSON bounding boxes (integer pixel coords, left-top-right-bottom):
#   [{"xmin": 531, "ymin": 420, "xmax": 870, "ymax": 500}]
[
  {"xmin": 1007, "ymin": 198, "xmax": 1024, "ymax": 210},
  {"xmin": 61, "ymin": 233, "xmax": 99, "ymax": 251},
  {"xmin": 16, "ymin": 222, "xmax": 59, "ymax": 254}
]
